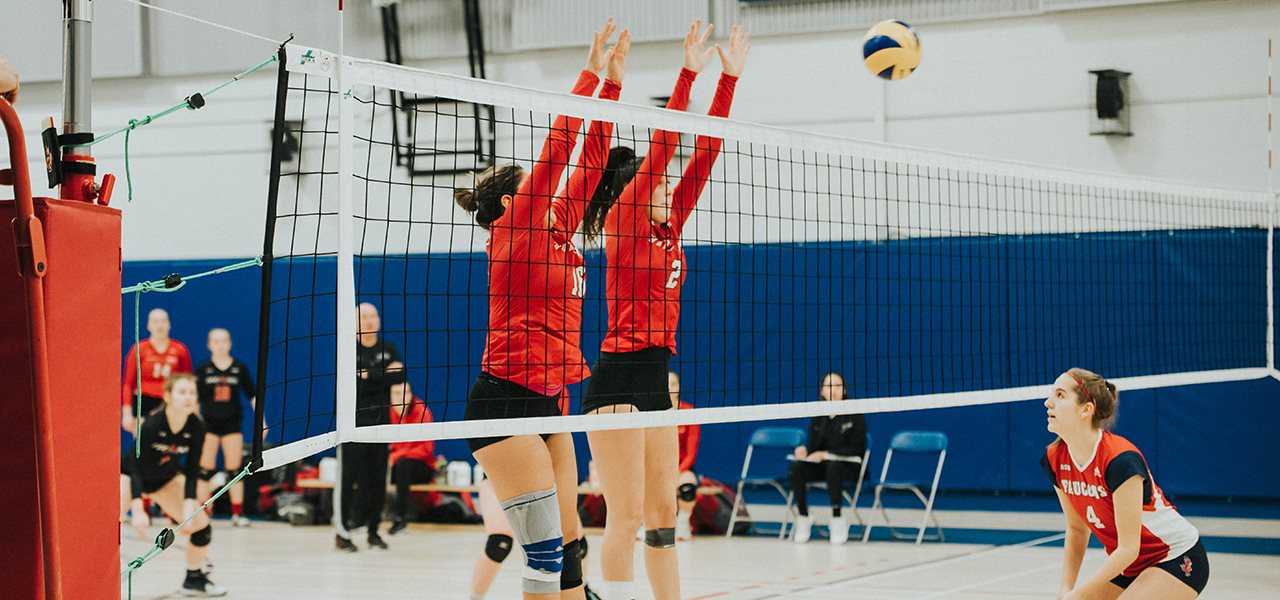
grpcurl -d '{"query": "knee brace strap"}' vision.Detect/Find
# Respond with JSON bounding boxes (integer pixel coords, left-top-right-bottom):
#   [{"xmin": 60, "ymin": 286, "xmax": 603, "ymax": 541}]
[
  {"xmin": 484, "ymin": 534, "xmax": 514, "ymax": 563},
  {"xmin": 190, "ymin": 525, "xmax": 212, "ymax": 547},
  {"xmin": 199, "ymin": 469, "xmax": 217, "ymax": 482},
  {"xmin": 560, "ymin": 538, "xmax": 584, "ymax": 590},
  {"xmin": 500, "ymin": 487, "xmax": 563, "ymax": 595},
  {"xmin": 644, "ymin": 527, "xmax": 676, "ymax": 549},
  {"xmin": 678, "ymin": 482, "xmax": 697, "ymax": 502}
]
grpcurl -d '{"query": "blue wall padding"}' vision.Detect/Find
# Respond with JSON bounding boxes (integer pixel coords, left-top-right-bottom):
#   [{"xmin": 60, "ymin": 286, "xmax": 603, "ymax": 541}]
[{"xmin": 119, "ymin": 228, "xmax": 1280, "ymax": 498}]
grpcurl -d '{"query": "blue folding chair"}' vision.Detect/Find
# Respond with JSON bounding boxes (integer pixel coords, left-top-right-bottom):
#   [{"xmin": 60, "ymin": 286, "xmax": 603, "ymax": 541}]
[
  {"xmin": 862, "ymin": 431, "xmax": 947, "ymax": 544},
  {"xmin": 726, "ymin": 427, "xmax": 807, "ymax": 537},
  {"xmin": 780, "ymin": 433, "xmax": 872, "ymax": 540}
]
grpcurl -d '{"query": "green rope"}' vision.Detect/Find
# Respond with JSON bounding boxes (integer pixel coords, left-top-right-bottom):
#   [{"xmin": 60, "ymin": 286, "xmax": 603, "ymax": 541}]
[
  {"xmin": 122, "ymin": 257, "xmax": 263, "ymax": 456},
  {"xmin": 64, "ymin": 54, "xmax": 279, "ymax": 201},
  {"xmin": 122, "ymin": 466, "xmax": 254, "ymax": 582}
]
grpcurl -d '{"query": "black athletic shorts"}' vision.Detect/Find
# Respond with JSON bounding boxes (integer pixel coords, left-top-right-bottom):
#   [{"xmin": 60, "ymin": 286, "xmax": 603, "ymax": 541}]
[
  {"xmin": 202, "ymin": 412, "xmax": 243, "ymax": 437},
  {"xmin": 464, "ymin": 372, "xmax": 559, "ymax": 453},
  {"xmin": 130, "ymin": 394, "xmax": 165, "ymax": 416},
  {"xmin": 141, "ymin": 474, "xmax": 180, "ymax": 495},
  {"xmin": 1110, "ymin": 539, "xmax": 1209, "ymax": 594},
  {"xmin": 581, "ymin": 346, "xmax": 671, "ymax": 414}
]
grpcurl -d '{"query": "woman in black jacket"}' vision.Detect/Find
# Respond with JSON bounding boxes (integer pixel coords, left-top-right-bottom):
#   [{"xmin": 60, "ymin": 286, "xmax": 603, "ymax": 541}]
[{"xmin": 789, "ymin": 371, "xmax": 867, "ymax": 544}]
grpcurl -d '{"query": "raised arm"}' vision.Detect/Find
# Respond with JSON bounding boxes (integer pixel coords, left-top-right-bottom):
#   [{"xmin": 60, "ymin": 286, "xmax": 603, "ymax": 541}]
[
  {"xmin": 669, "ymin": 25, "xmax": 749, "ymax": 235},
  {"xmin": 611, "ymin": 20, "xmax": 712, "ymax": 237},
  {"xmin": 507, "ymin": 69, "xmax": 598, "ymax": 230},
  {"xmin": 552, "ymin": 29, "xmax": 629, "ymax": 237}
]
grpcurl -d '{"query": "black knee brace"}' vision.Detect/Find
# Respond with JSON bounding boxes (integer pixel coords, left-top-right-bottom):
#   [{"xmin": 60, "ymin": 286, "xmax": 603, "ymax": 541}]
[
  {"xmin": 484, "ymin": 533, "xmax": 513, "ymax": 563},
  {"xmin": 199, "ymin": 468, "xmax": 217, "ymax": 482},
  {"xmin": 678, "ymin": 482, "xmax": 697, "ymax": 502},
  {"xmin": 560, "ymin": 538, "xmax": 584, "ymax": 590},
  {"xmin": 644, "ymin": 528, "xmax": 676, "ymax": 549},
  {"xmin": 190, "ymin": 525, "xmax": 212, "ymax": 547}
]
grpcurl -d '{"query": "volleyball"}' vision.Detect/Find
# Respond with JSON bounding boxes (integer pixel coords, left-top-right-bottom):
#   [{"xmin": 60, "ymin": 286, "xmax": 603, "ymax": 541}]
[{"xmin": 862, "ymin": 19, "xmax": 921, "ymax": 80}]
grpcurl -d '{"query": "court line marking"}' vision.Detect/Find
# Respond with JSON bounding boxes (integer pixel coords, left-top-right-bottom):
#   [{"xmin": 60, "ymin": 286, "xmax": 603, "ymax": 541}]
[{"xmin": 920, "ymin": 562, "xmax": 1060, "ymax": 599}]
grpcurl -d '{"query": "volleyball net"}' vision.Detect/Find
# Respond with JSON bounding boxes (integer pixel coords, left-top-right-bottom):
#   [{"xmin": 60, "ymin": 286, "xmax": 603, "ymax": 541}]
[{"xmin": 256, "ymin": 44, "xmax": 1276, "ymax": 470}]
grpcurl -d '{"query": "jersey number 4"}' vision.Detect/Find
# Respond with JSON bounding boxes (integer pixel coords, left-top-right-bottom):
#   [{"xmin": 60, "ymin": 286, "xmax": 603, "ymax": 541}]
[
  {"xmin": 1086, "ymin": 505, "xmax": 1105, "ymax": 529},
  {"xmin": 665, "ymin": 259, "xmax": 682, "ymax": 289}
]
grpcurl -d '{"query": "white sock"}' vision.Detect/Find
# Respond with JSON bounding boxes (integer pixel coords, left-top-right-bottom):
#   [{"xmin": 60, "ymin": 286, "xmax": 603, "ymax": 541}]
[
  {"xmin": 598, "ymin": 580, "xmax": 634, "ymax": 600},
  {"xmin": 677, "ymin": 510, "xmax": 690, "ymax": 522}
]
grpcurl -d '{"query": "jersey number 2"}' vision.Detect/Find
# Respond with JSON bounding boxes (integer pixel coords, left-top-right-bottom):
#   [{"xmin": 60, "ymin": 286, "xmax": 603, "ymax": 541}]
[
  {"xmin": 1086, "ymin": 505, "xmax": 1105, "ymax": 529},
  {"xmin": 665, "ymin": 259, "xmax": 682, "ymax": 289}
]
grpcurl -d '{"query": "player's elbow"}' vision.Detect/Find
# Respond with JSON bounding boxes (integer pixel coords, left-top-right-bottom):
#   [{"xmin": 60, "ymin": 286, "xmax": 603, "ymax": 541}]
[{"xmin": 1111, "ymin": 543, "xmax": 1140, "ymax": 565}]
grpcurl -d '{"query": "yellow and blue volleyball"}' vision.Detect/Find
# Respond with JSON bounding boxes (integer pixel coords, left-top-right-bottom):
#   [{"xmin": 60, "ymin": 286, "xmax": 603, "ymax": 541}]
[{"xmin": 862, "ymin": 20, "xmax": 921, "ymax": 80}]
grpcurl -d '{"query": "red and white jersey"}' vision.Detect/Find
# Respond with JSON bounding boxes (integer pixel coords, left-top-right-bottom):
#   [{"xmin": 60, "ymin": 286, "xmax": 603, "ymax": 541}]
[
  {"xmin": 122, "ymin": 339, "xmax": 192, "ymax": 404},
  {"xmin": 481, "ymin": 70, "xmax": 619, "ymax": 392},
  {"xmin": 1042, "ymin": 431, "xmax": 1199, "ymax": 577},
  {"xmin": 602, "ymin": 69, "xmax": 738, "ymax": 355}
]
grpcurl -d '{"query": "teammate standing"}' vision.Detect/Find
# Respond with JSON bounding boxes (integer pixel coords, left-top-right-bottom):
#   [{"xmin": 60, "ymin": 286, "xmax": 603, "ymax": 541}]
[{"xmin": 194, "ymin": 328, "xmax": 256, "ymax": 527}]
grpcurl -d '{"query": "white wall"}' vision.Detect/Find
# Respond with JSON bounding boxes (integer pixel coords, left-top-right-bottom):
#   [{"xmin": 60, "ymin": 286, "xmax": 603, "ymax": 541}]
[{"xmin": 1, "ymin": 0, "xmax": 1275, "ymax": 260}]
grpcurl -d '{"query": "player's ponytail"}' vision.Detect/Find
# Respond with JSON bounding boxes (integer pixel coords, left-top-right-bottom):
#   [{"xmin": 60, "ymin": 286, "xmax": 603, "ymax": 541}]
[
  {"xmin": 583, "ymin": 146, "xmax": 642, "ymax": 243},
  {"xmin": 455, "ymin": 165, "xmax": 524, "ymax": 230},
  {"xmin": 1067, "ymin": 367, "xmax": 1118, "ymax": 430}
]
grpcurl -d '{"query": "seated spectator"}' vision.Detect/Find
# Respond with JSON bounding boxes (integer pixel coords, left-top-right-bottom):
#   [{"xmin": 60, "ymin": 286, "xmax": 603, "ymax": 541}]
[
  {"xmin": 387, "ymin": 377, "xmax": 435, "ymax": 535},
  {"xmin": 670, "ymin": 371, "xmax": 700, "ymax": 540},
  {"xmin": 789, "ymin": 371, "xmax": 867, "ymax": 545}
]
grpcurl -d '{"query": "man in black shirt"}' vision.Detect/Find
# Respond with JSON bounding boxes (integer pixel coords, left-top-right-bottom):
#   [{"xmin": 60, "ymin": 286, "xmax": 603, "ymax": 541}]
[{"xmin": 336, "ymin": 303, "xmax": 404, "ymax": 552}]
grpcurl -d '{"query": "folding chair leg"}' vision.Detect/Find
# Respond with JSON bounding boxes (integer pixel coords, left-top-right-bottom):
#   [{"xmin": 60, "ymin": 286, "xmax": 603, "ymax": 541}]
[
  {"xmin": 861, "ymin": 485, "xmax": 885, "ymax": 543},
  {"xmin": 727, "ymin": 482, "xmax": 745, "ymax": 538},
  {"xmin": 780, "ymin": 491, "xmax": 795, "ymax": 540}
]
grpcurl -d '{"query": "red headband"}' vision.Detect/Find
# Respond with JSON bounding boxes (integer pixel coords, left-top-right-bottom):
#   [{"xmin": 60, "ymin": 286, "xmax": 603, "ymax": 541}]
[{"xmin": 1067, "ymin": 372, "xmax": 1095, "ymax": 405}]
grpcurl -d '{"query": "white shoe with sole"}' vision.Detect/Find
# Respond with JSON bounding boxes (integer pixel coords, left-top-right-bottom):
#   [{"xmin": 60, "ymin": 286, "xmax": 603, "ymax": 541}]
[
  {"xmin": 793, "ymin": 515, "xmax": 814, "ymax": 543},
  {"xmin": 829, "ymin": 515, "xmax": 849, "ymax": 544}
]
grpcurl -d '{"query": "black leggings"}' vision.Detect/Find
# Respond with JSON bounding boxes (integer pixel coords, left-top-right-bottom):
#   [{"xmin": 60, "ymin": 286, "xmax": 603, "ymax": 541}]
[
  {"xmin": 340, "ymin": 443, "xmax": 389, "ymax": 535},
  {"xmin": 391, "ymin": 458, "xmax": 435, "ymax": 522},
  {"xmin": 789, "ymin": 460, "xmax": 859, "ymax": 517}
]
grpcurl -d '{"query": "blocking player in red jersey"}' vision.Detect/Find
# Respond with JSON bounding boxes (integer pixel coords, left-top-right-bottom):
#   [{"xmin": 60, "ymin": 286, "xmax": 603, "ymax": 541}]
[
  {"xmin": 453, "ymin": 20, "xmax": 628, "ymax": 600},
  {"xmin": 122, "ymin": 308, "xmax": 193, "ymax": 431},
  {"xmin": 577, "ymin": 22, "xmax": 749, "ymax": 600},
  {"xmin": 1042, "ymin": 368, "xmax": 1208, "ymax": 599},
  {"xmin": 669, "ymin": 371, "xmax": 700, "ymax": 541}
]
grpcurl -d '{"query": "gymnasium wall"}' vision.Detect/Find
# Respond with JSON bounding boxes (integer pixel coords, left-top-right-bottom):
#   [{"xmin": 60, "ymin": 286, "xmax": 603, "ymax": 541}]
[{"xmin": 120, "ymin": 228, "xmax": 1280, "ymax": 501}]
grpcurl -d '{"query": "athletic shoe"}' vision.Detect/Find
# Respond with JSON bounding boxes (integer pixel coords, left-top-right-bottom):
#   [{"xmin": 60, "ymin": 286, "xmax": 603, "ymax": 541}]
[
  {"xmin": 181, "ymin": 571, "xmax": 227, "ymax": 597},
  {"xmin": 583, "ymin": 583, "xmax": 602, "ymax": 600},
  {"xmin": 829, "ymin": 515, "xmax": 849, "ymax": 545},
  {"xmin": 675, "ymin": 515, "xmax": 692, "ymax": 541},
  {"xmin": 793, "ymin": 515, "xmax": 814, "ymax": 543},
  {"xmin": 367, "ymin": 533, "xmax": 389, "ymax": 550},
  {"xmin": 335, "ymin": 534, "xmax": 358, "ymax": 553},
  {"xmin": 387, "ymin": 520, "xmax": 407, "ymax": 536},
  {"xmin": 230, "ymin": 515, "xmax": 251, "ymax": 528}
]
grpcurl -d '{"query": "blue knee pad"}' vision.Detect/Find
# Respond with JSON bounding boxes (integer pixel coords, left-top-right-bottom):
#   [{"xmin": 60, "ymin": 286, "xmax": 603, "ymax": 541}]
[{"xmin": 500, "ymin": 487, "xmax": 563, "ymax": 595}]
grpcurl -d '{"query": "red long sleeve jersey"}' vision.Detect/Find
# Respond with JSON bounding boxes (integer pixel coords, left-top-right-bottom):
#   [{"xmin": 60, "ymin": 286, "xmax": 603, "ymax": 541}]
[
  {"xmin": 389, "ymin": 396, "xmax": 435, "ymax": 464},
  {"xmin": 481, "ymin": 70, "xmax": 620, "ymax": 391},
  {"xmin": 676, "ymin": 401, "xmax": 700, "ymax": 472},
  {"xmin": 602, "ymin": 69, "xmax": 738, "ymax": 354},
  {"xmin": 122, "ymin": 339, "xmax": 192, "ymax": 404},
  {"xmin": 1041, "ymin": 431, "xmax": 1198, "ymax": 578}
]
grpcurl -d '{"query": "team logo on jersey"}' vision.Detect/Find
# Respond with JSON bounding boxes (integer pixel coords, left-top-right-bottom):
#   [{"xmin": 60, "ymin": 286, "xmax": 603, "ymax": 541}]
[
  {"xmin": 649, "ymin": 235, "xmax": 677, "ymax": 252},
  {"xmin": 1061, "ymin": 479, "xmax": 1109, "ymax": 499},
  {"xmin": 1180, "ymin": 556, "xmax": 1193, "ymax": 577},
  {"xmin": 1094, "ymin": 467, "xmax": 1102, "ymax": 478},
  {"xmin": 1060, "ymin": 464, "xmax": 1071, "ymax": 471}
]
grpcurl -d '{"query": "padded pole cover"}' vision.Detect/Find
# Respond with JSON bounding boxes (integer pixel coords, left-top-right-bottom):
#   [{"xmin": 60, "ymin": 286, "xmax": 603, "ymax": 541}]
[{"xmin": 0, "ymin": 197, "xmax": 121, "ymax": 600}]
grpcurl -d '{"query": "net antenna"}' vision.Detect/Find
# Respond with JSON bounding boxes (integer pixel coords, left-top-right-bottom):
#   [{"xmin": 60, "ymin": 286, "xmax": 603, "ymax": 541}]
[{"xmin": 255, "ymin": 43, "xmax": 1279, "ymax": 470}]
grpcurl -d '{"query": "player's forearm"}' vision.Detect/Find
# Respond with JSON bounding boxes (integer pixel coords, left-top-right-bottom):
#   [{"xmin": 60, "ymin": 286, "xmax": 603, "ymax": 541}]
[
  {"xmin": 1058, "ymin": 526, "xmax": 1088, "ymax": 592},
  {"xmin": 1078, "ymin": 543, "xmax": 1137, "ymax": 593}
]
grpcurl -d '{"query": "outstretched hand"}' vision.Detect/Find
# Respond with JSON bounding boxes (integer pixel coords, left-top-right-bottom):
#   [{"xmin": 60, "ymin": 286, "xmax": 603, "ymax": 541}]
[
  {"xmin": 715, "ymin": 25, "xmax": 751, "ymax": 77},
  {"xmin": 586, "ymin": 18, "xmax": 618, "ymax": 74},
  {"xmin": 683, "ymin": 19, "xmax": 715, "ymax": 73},
  {"xmin": 606, "ymin": 28, "xmax": 631, "ymax": 83}
]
